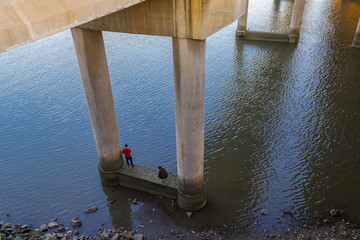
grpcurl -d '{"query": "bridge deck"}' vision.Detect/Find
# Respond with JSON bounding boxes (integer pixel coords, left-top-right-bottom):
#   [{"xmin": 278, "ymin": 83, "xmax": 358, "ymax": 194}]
[{"xmin": 0, "ymin": 0, "xmax": 144, "ymax": 53}]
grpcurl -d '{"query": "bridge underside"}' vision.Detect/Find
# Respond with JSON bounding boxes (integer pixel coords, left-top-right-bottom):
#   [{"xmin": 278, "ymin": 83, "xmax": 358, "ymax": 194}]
[{"xmin": 0, "ymin": 0, "xmax": 146, "ymax": 53}]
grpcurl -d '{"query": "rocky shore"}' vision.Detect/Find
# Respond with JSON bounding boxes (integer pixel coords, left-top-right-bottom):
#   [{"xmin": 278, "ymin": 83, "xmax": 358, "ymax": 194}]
[{"xmin": 2, "ymin": 202, "xmax": 360, "ymax": 240}]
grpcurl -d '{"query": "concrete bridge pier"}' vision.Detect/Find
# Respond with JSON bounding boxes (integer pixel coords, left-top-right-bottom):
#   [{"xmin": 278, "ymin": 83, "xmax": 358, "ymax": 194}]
[
  {"xmin": 289, "ymin": 0, "xmax": 305, "ymax": 43},
  {"xmin": 173, "ymin": 37, "xmax": 207, "ymax": 211},
  {"xmin": 71, "ymin": 28, "xmax": 123, "ymax": 180},
  {"xmin": 351, "ymin": 18, "xmax": 360, "ymax": 48},
  {"xmin": 236, "ymin": 0, "xmax": 249, "ymax": 39}
]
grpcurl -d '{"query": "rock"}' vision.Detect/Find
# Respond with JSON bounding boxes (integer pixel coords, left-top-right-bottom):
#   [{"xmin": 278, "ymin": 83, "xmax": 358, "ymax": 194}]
[
  {"xmin": 4, "ymin": 222, "xmax": 11, "ymax": 228},
  {"xmin": 51, "ymin": 217, "xmax": 57, "ymax": 222},
  {"xmin": 84, "ymin": 206, "xmax": 98, "ymax": 214},
  {"xmin": 186, "ymin": 212, "xmax": 192, "ymax": 218},
  {"xmin": 273, "ymin": 215, "xmax": 281, "ymax": 220},
  {"xmin": 283, "ymin": 209, "xmax": 292, "ymax": 215},
  {"xmin": 133, "ymin": 233, "xmax": 145, "ymax": 240},
  {"xmin": 71, "ymin": 218, "xmax": 82, "ymax": 228},
  {"xmin": 149, "ymin": 220, "xmax": 154, "ymax": 224},
  {"xmin": 65, "ymin": 231, "xmax": 73, "ymax": 238},
  {"xmin": 56, "ymin": 226, "xmax": 66, "ymax": 232},
  {"xmin": 323, "ymin": 219, "xmax": 331, "ymax": 223},
  {"xmin": 330, "ymin": 209, "xmax": 343, "ymax": 216},
  {"xmin": 48, "ymin": 221, "xmax": 59, "ymax": 229},
  {"xmin": 261, "ymin": 209, "xmax": 267, "ymax": 215},
  {"xmin": 131, "ymin": 198, "xmax": 138, "ymax": 204},
  {"xmin": 108, "ymin": 200, "xmax": 116, "ymax": 205},
  {"xmin": 138, "ymin": 225, "xmax": 145, "ymax": 228},
  {"xmin": 111, "ymin": 233, "xmax": 119, "ymax": 240},
  {"xmin": 122, "ymin": 231, "xmax": 132, "ymax": 239}
]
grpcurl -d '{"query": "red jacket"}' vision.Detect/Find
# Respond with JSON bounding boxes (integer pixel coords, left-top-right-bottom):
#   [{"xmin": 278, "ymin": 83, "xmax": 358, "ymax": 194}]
[{"xmin": 122, "ymin": 147, "xmax": 131, "ymax": 157}]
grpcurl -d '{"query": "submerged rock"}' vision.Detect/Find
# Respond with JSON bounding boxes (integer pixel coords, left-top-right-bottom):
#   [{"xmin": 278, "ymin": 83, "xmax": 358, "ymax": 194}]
[{"xmin": 85, "ymin": 206, "xmax": 98, "ymax": 214}]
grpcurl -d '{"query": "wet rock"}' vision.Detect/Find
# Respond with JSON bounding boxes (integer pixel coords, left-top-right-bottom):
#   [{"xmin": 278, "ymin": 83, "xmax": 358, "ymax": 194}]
[
  {"xmin": 84, "ymin": 206, "xmax": 98, "ymax": 214},
  {"xmin": 131, "ymin": 198, "xmax": 138, "ymax": 204},
  {"xmin": 122, "ymin": 231, "xmax": 132, "ymax": 239},
  {"xmin": 48, "ymin": 221, "xmax": 59, "ymax": 229},
  {"xmin": 283, "ymin": 209, "xmax": 292, "ymax": 215},
  {"xmin": 186, "ymin": 212, "xmax": 192, "ymax": 218},
  {"xmin": 65, "ymin": 230, "xmax": 72, "ymax": 238},
  {"xmin": 330, "ymin": 209, "xmax": 343, "ymax": 216},
  {"xmin": 71, "ymin": 218, "xmax": 82, "ymax": 228},
  {"xmin": 51, "ymin": 217, "xmax": 57, "ymax": 222},
  {"xmin": 323, "ymin": 219, "xmax": 331, "ymax": 223},
  {"xmin": 4, "ymin": 223, "xmax": 11, "ymax": 228},
  {"xmin": 55, "ymin": 226, "xmax": 66, "ymax": 232},
  {"xmin": 138, "ymin": 224, "xmax": 145, "ymax": 228},
  {"xmin": 261, "ymin": 209, "xmax": 267, "ymax": 215},
  {"xmin": 133, "ymin": 233, "xmax": 145, "ymax": 240},
  {"xmin": 273, "ymin": 215, "xmax": 281, "ymax": 220}
]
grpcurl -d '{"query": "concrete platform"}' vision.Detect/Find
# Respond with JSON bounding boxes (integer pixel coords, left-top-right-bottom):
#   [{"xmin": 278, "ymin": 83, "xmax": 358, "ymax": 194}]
[
  {"xmin": 236, "ymin": 30, "xmax": 297, "ymax": 43},
  {"xmin": 99, "ymin": 164, "xmax": 178, "ymax": 200}
]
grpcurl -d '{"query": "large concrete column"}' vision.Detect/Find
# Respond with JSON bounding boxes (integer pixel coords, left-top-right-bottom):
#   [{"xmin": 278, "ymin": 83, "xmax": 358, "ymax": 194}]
[
  {"xmin": 172, "ymin": 37, "xmax": 207, "ymax": 211},
  {"xmin": 351, "ymin": 18, "xmax": 360, "ymax": 48},
  {"xmin": 289, "ymin": 0, "xmax": 305, "ymax": 43},
  {"xmin": 236, "ymin": 0, "xmax": 249, "ymax": 38},
  {"xmin": 71, "ymin": 28, "xmax": 123, "ymax": 172}
]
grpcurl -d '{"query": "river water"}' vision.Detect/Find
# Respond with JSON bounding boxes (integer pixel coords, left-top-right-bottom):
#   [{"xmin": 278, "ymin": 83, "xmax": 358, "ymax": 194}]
[{"xmin": 1, "ymin": 0, "xmax": 359, "ymax": 235}]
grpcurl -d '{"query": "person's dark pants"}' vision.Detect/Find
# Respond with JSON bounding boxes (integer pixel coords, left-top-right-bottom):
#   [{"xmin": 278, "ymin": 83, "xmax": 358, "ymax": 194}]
[{"xmin": 125, "ymin": 156, "xmax": 133, "ymax": 165}]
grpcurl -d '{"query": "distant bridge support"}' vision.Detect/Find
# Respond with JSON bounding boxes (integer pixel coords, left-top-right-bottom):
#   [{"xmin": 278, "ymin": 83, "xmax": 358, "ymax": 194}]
[
  {"xmin": 351, "ymin": 17, "xmax": 360, "ymax": 48},
  {"xmin": 236, "ymin": 0, "xmax": 249, "ymax": 39},
  {"xmin": 71, "ymin": 28, "xmax": 123, "ymax": 174},
  {"xmin": 236, "ymin": 0, "xmax": 305, "ymax": 44},
  {"xmin": 173, "ymin": 37, "xmax": 207, "ymax": 211}
]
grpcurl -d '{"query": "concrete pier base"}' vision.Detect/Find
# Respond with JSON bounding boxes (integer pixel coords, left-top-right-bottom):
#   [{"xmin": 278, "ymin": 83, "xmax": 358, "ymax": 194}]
[
  {"xmin": 172, "ymin": 37, "xmax": 207, "ymax": 211},
  {"xmin": 236, "ymin": 31, "xmax": 291, "ymax": 43},
  {"xmin": 351, "ymin": 18, "xmax": 360, "ymax": 48},
  {"xmin": 99, "ymin": 164, "xmax": 178, "ymax": 199}
]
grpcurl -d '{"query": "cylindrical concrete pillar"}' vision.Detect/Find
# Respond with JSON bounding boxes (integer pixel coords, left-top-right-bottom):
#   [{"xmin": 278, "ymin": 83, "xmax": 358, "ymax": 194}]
[
  {"xmin": 236, "ymin": 0, "xmax": 249, "ymax": 38},
  {"xmin": 289, "ymin": 0, "xmax": 305, "ymax": 43},
  {"xmin": 351, "ymin": 17, "xmax": 360, "ymax": 48},
  {"xmin": 71, "ymin": 28, "xmax": 123, "ymax": 172},
  {"xmin": 172, "ymin": 37, "xmax": 207, "ymax": 211}
]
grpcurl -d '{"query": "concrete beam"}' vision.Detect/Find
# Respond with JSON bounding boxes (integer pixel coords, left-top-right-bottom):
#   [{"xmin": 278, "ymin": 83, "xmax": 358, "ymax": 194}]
[
  {"xmin": 0, "ymin": 0, "xmax": 145, "ymax": 53},
  {"xmin": 80, "ymin": 0, "xmax": 243, "ymax": 40}
]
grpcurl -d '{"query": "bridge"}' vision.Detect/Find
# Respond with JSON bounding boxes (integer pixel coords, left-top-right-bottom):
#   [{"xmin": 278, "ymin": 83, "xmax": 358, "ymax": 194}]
[{"xmin": 1, "ymin": 0, "xmax": 359, "ymax": 211}]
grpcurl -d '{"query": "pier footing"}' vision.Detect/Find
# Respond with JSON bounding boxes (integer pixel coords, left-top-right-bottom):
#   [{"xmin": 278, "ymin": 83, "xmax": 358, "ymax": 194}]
[{"xmin": 99, "ymin": 164, "xmax": 178, "ymax": 200}]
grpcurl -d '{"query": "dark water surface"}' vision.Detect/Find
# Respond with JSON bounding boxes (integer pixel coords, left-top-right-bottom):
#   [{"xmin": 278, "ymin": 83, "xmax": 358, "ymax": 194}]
[{"xmin": 1, "ymin": 0, "xmax": 359, "ymax": 234}]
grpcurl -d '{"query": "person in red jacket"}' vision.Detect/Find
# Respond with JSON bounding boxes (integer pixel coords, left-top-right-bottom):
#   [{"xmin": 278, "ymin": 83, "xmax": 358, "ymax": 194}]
[{"xmin": 122, "ymin": 144, "xmax": 134, "ymax": 167}]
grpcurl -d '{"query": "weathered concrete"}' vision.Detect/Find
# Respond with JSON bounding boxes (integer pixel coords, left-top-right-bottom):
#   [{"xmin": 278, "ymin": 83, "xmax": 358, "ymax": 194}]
[
  {"xmin": 238, "ymin": 31, "xmax": 291, "ymax": 43},
  {"xmin": 0, "ymin": 0, "xmax": 146, "ymax": 53},
  {"xmin": 236, "ymin": 0, "xmax": 249, "ymax": 38},
  {"xmin": 289, "ymin": 0, "xmax": 305, "ymax": 43},
  {"xmin": 173, "ymin": 37, "xmax": 207, "ymax": 211},
  {"xmin": 351, "ymin": 17, "xmax": 360, "ymax": 48},
  {"xmin": 80, "ymin": 0, "xmax": 243, "ymax": 40},
  {"xmin": 99, "ymin": 164, "xmax": 178, "ymax": 199},
  {"xmin": 236, "ymin": 0, "xmax": 305, "ymax": 43},
  {"xmin": 72, "ymin": 28, "xmax": 123, "ymax": 172}
]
